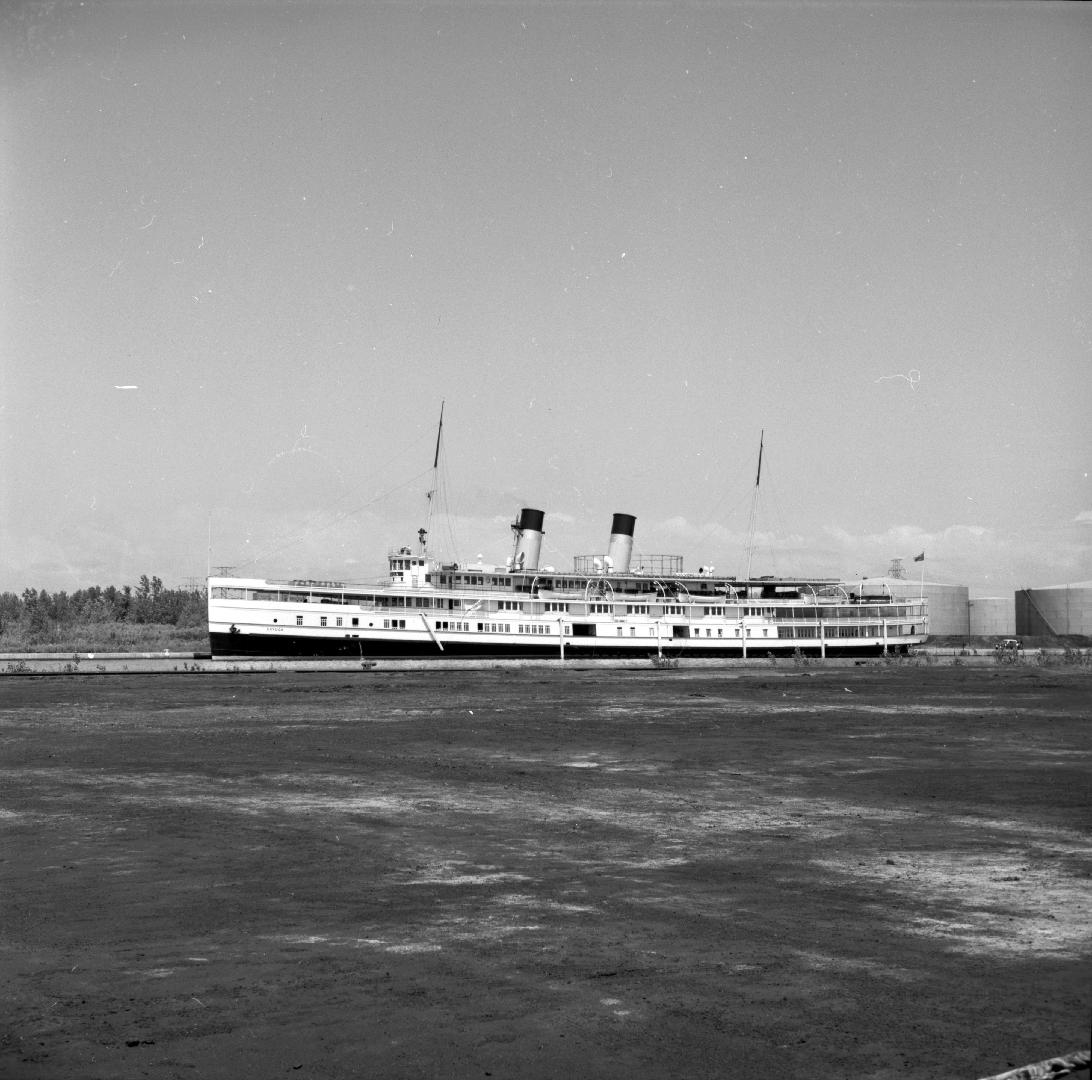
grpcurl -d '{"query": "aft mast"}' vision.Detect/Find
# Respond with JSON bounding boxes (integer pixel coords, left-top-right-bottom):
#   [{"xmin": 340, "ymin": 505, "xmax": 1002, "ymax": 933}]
[
  {"xmin": 419, "ymin": 401, "xmax": 444, "ymax": 555},
  {"xmin": 744, "ymin": 430, "xmax": 763, "ymax": 581}
]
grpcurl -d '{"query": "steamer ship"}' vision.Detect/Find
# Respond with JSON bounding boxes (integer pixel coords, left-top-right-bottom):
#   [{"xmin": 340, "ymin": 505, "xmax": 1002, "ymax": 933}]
[{"xmin": 207, "ymin": 496, "xmax": 928, "ymax": 661}]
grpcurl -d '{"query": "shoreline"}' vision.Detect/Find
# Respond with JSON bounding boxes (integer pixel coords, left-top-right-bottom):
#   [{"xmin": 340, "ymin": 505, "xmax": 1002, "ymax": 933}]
[{"xmin": 1, "ymin": 646, "xmax": 1085, "ymax": 676}]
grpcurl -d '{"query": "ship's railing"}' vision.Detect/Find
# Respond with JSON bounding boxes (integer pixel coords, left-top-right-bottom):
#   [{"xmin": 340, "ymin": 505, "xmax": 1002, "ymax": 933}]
[{"xmin": 572, "ymin": 554, "xmax": 684, "ymax": 575}]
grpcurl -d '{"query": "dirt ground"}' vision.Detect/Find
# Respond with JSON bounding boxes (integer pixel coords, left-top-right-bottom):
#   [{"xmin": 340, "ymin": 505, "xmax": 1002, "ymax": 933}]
[{"xmin": 1, "ymin": 665, "xmax": 1089, "ymax": 1080}]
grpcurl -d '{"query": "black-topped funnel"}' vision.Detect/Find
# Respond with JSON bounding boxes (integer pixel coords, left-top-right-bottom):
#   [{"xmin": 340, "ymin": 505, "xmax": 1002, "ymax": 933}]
[
  {"xmin": 606, "ymin": 513, "xmax": 636, "ymax": 574},
  {"xmin": 510, "ymin": 508, "xmax": 545, "ymax": 571}
]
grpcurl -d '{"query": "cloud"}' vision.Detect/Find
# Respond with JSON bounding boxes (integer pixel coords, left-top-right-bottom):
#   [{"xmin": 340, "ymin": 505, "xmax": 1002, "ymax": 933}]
[{"xmin": 1074, "ymin": 510, "xmax": 1092, "ymax": 525}]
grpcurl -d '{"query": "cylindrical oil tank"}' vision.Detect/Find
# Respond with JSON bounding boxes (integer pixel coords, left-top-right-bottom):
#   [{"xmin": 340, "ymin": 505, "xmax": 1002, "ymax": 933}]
[
  {"xmin": 969, "ymin": 597, "xmax": 1015, "ymax": 637},
  {"xmin": 510, "ymin": 508, "xmax": 545, "ymax": 572},
  {"xmin": 1015, "ymin": 582, "xmax": 1092, "ymax": 637},
  {"xmin": 919, "ymin": 581, "xmax": 970, "ymax": 636},
  {"xmin": 859, "ymin": 577, "xmax": 969, "ymax": 637}
]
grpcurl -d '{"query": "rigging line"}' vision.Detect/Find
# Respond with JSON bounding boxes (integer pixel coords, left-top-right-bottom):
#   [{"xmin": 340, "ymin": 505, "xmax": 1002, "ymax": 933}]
[
  {"xmin": 437, "ymin": 463, "xmax": 461, "ymax": 561},
  {"xmin": 322, "ymin": 430, "xmax": 435, "ymax": 515},
  {"xmin": 427, "ymin": 417, "xmax": 463, "ymax": 563},
  {"xmin": 233, "ymin": 466, "xmax": 434, "ymax": 570},
  {"xmin": 742, "ymin": 455, "xmax": 796, "ymax": 580},
  {"xmin": 746, "ymin": 457, "xmax": 781, "ymax": 577},
  {"xmin": 691, "ymin": 485, "xmax": 753, "ymax": 556}
]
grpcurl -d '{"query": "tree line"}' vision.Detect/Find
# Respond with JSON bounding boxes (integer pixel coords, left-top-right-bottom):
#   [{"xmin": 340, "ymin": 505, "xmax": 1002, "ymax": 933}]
[{"xmin": 0, "ymin": 576, "xmax": 205, "ymax": 636}]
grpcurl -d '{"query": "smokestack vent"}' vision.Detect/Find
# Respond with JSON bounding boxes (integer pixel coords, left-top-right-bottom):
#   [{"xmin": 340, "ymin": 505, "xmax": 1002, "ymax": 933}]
[
  {"xmin": 510, "ymin": 508, "xmax": 545, "ymax": 572},
  {"xmin": 606, "ymin": 513, "xmax": 636, "ymax": 574}
]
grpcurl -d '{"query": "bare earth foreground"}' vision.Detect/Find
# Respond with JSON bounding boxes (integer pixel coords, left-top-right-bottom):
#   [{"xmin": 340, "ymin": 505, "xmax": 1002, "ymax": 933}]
[{"xmin": 1, "ymin": 666, "xmax": 1088, "ymax": 1080}]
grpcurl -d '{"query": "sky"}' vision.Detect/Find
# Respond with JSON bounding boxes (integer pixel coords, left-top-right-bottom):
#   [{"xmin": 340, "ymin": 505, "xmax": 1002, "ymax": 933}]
[{"xmin": 2, "ymin": 0, "xmax": 1090, "ymax": 598}]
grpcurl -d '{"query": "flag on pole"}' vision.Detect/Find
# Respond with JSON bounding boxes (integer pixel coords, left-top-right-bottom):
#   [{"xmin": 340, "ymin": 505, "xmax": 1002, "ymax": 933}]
[{"xmin": 913, "ymin": 552, "xmax": 925, "ymax": 562}]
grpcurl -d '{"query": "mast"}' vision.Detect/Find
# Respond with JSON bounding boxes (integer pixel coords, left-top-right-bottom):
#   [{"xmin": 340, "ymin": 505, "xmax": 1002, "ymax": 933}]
[
  {"xmin": 744, "ymin": 430, "xmax": 763, "ymax": 580},
  {"xmin": 420, "ymin": 401, "xmax": 444, "ymax": 554}
]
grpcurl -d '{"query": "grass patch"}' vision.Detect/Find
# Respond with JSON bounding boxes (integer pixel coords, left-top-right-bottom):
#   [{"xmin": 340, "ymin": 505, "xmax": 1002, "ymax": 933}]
[{"xmin": 0, "ymin": 621, "xmax": 208, "ymax": 654}]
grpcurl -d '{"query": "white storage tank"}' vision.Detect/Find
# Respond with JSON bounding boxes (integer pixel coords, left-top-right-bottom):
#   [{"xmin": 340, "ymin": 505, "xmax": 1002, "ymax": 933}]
[
  {"xmin": 1015, "ymin": 582, "xmax": 1092, "ymax": 637},
  {"xmin": 858, "ymin": 577, "xmax": 969, "ymax": 637},
  {"xmin": 969, "ymin": 597, "xmax": 1016, "ymax": 637}
]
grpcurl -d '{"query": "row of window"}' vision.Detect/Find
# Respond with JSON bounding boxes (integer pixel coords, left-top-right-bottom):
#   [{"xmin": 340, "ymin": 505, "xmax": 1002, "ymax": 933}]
[
  {"xmin": 216, "ymin": 587, "xmax": 924, "ymax": 621},
  {"xmin": 277, "ymin": 617, "xmax": 921, "ymax": 641},
  {"xmin": 288, "ymin": 613, "xmax": 920, "ymax": 637},
  {"xmin": 435, "ymin": 575, "xmax": 594, "ymax": 591},
  {"xmin": 826, "ymin": 625, "xmax": 882, "ymax": 638},
  {"xmin": 701, "ymin": 605, "xmax": 777, "ymax": 616}
]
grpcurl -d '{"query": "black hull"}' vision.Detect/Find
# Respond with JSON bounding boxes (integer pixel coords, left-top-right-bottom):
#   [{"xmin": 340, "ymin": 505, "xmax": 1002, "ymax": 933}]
[{"xmin": 208, "ymin": 632, "xmax": 908, "ymax": 661}]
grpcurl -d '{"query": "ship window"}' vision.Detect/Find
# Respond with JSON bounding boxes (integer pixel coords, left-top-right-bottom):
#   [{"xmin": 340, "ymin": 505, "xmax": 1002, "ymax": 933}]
[
  {"xmin": 351, "ymin": 617, "xmax": 358, "ymax": 626},
  {"xmin": 296, "ymin": 615, "xmax": 303, "ymax": 626}
]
